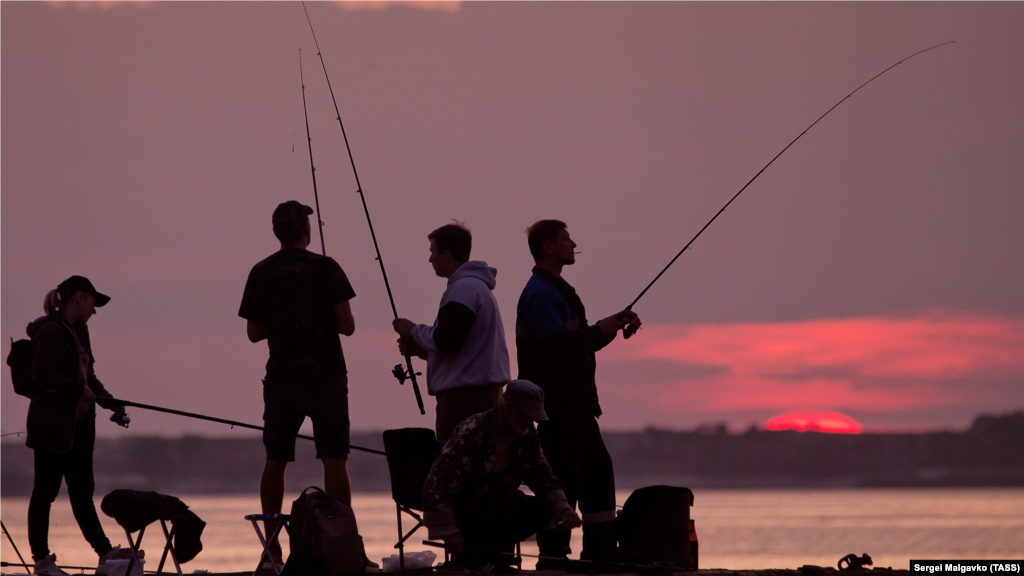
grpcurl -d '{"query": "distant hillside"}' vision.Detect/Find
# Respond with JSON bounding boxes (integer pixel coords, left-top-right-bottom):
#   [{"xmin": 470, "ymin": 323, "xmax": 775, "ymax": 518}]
[{"xmin": 2, "ymin": 412, "xmax": 1021, "ymax": 496}]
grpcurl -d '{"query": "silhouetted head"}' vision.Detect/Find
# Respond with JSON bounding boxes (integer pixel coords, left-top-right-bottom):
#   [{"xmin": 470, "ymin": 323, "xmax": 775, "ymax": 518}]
[
  {"xmin": 527, "ymin": 219, "xmax": 575, "ymax": 267},
  {"xmin": 272, "ymin": 200, "xmax": 313, "ymax": 248},
  {"xmin": 428, "ymin": 221, "xmax": 471, "ymax": 278},
  {"xmin": 45, "ymin": 275, "xmax": 110, "ymax": 324},
  {"xmin": 499, "ymin": 380, "xmax": 548, "ymax": 436}
]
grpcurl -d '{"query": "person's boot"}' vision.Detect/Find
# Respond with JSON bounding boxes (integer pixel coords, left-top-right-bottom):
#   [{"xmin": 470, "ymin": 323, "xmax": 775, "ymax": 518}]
[
  {"xmin": 580, "ymin": 521, "xmax": 616, "ymax": 562},
  {"xmin": 535, "ymin": 529, "xmax": 571, "ymax": 570}
]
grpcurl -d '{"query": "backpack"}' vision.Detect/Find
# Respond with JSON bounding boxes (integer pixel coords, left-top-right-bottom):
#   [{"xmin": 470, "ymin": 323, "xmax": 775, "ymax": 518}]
[
  {"xmin": 614, "ymin": 485, "xmax": 694, "ymax": 569},
  {"xmin": 282, "ymin": 487, "xmax": 366, "ymax": 576},
  {"xmin": 7, "ymin": 337, "xmax": 41, "ymax": 399}
]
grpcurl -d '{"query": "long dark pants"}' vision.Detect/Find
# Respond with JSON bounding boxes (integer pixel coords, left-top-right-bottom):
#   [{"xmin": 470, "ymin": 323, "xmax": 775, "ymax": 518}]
[
  {"xmin": 28, "ymin": 417, "xmax": 112, "ymax": 562},
  {"xmin": 452, "ymin": 473, "xmax": 549, "ymax": 566},
  {"xmin": 537, "ymin": 415, "xmax": 616, "ymax": 558}
]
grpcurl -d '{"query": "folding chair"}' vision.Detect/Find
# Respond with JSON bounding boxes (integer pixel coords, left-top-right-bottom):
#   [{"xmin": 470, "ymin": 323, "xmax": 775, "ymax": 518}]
[
  {"xmin": 243, "ymin": 513, "xmax": 291, "ymax": 576},
  {"xmin": 121, "ymin": 517, "xmax": 182, "ymax": 576},
  {"xmin": 101, "ymin": 490, "xmax": 203, "ymax": 576},
  {"xmin": 383, "ymin": 428, "xmax": 442, "ymax": 571}
]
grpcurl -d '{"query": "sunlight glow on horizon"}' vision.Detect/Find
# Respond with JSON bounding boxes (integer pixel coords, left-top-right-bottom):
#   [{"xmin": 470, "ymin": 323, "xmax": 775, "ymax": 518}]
[{"xmin": 766, "ymin": 412, "xmax": 864, "ymax": 434}]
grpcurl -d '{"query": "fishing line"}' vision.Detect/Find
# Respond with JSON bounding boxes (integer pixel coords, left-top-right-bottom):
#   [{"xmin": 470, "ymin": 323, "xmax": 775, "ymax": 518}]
[
  {"xmin": 300, "ymin": 1, "xmax": 425, "ymax": 415},
  {"xmin": 968, "ymin": 431, "xmax": 1024, "ymax": 464},
  {"xmin": 621, "ymin": 41, "xmax": 955, "ymax": 339}
]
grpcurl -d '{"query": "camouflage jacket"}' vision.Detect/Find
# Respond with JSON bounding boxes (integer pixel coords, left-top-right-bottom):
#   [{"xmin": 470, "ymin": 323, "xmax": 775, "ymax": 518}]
[{"xmin": 422, "ymin": 406, "xmax": 570, "ymax": 539}]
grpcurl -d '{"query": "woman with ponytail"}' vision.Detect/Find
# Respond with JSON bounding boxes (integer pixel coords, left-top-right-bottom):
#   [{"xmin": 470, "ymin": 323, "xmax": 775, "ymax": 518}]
[{"xmin": 25, "ymin": 276, "xmax": 128, "ymax": 576}]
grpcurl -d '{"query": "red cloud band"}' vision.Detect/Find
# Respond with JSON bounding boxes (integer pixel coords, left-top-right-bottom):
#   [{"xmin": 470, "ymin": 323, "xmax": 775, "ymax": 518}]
[{"xmin": 603, "ymin": 310, "xmax": 1024, "ymax": 413}]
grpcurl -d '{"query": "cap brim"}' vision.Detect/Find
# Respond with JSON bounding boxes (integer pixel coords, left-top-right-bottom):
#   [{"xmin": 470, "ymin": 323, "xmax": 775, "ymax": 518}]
[
  {"xmin": 94, "ymin": 292, "xmax": 111, "ymax": 307},
  {"xmin": 523, "ymin": 405, "xmax": 548, "ymax": 422}
]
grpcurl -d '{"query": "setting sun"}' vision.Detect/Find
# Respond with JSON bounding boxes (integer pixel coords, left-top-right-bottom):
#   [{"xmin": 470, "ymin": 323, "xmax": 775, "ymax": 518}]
[{"xmin": 766, "ymin": 412, "xmax": 864, "ymax": 434}]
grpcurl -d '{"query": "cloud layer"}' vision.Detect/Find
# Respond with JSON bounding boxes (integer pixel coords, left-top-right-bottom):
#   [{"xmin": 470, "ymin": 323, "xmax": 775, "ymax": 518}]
[{"xmin": 601, "ymin": 310, "xmax": 1024, "ymax": 423}]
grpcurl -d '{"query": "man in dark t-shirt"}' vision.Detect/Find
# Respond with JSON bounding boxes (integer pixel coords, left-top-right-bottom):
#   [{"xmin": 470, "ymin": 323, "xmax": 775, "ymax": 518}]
[{"xmin": 238, "ymin": 200, "xmax": 356, "ymax": 568}]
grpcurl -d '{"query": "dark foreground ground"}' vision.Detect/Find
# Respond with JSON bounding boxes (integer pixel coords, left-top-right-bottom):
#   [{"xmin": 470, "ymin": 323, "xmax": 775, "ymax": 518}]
[{"xmin": 0, "ymin": 564, "xmax": 910, "ymax": 576}]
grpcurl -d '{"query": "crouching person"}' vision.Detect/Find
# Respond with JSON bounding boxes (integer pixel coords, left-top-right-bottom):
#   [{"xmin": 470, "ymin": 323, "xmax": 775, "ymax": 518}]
[{"xmin": 422, "ymin": 380, "xmax": 581, "ymax": 572}]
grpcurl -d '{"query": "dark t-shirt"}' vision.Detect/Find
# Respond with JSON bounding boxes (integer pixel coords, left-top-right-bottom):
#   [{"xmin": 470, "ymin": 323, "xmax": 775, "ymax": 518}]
[{"xmin": 239, "ymin": 249, "xmax": 356, "ymax": 381}]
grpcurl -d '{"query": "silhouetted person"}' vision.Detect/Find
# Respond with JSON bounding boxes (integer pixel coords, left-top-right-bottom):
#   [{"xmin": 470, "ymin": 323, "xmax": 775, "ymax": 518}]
[
  {"xmin": 393, "ymin": 222, "xmax": 510, "ymax": 441},
  {"xmin": 516, "ymin": 220, "xmax": 640, "ymax": 565},
  {"xmin": 26, "ymin": 276, "xmax": 129, "ymax": 576},
  {"xmin": 239, "ymin": 201, "xmax": 356, "ymax": 569},
  {"xmin": 423, "ymin": 380, "xmax": 582, "ymax": 570}
]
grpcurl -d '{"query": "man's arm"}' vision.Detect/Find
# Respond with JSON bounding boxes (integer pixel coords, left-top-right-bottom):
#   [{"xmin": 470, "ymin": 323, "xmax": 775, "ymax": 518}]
[
  {"xmin": 432, "ymin": 302, "xmax": 475, "ymax": 354},
  {"xmin": 524, "ymin": 293, "xmax": 639, "ymax": 356},
  {"xmin": 335, "ymin": 300, "xmax": 355, "ymax": 336},
  {"xmin": 521, "ymin": 292, "xmax": 605, "ymax": 359},
  {"xmin": 246, "ymin": 320, "xmax": 267, "ymax": 343}
]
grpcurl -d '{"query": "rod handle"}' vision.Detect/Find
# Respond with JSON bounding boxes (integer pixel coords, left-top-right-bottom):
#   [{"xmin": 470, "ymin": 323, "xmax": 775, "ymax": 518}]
[{"xmin": 623, "ymin": 323, "xmax": 640, "ymax": 340}]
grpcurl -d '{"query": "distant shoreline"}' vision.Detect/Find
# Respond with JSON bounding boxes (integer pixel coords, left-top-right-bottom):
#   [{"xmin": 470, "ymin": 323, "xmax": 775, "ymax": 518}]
[{"xmin": 3, "ymin": 412, "xmax": 1020, "ymax": 496}]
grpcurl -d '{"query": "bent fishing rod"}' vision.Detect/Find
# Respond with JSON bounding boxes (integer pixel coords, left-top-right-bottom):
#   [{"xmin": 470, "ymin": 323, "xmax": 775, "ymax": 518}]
[
  {"xmin": 108, "ymin": 398, "xmax": 386, "ymax": 457},
  {"xmin": 621, "ymin": 41, "xmax": 955, "ymax": 339},
  {"xmin": 301, "ymin": 1, "xmax": 425, "ymax": 415}
]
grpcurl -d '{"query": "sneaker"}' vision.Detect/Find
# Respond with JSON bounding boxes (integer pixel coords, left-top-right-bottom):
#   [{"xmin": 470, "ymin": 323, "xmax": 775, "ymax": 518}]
[
  {"xmin": 97, "ymin": 546, "xmax": 133, "ymax": 575},
  {"xmin": 33, "ymin": 554, "xmax": 71, "ymax": 576}
]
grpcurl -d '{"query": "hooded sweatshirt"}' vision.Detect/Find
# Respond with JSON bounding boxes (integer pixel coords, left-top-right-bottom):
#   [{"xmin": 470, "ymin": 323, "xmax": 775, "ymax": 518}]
[{"xmin": 411, "ymin": 261, "xmax": 510, "ymax": 395}]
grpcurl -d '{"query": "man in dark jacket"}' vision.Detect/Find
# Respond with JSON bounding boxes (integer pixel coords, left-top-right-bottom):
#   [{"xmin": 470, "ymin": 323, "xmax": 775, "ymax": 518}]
[
  {"xmin": 26, "ymin": 276, "xmax": 128, "ymax": 576},
  {"xmin": 515, "ymin": 220, "xmax": 640, "ymax": 565}
]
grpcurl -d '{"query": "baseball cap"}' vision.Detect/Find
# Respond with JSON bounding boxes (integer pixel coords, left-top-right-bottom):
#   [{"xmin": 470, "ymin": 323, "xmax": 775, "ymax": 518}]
[
  {"xmin": 57, "ymin": 276, "xmax": 111, "ymax": 307},
  {"xmin": 503, "ymin": 380, "xmax": 549, "ymax": 422},
  {"xmin": 272, "ymin": 200, "xmax": 314, "ymax": 228}
]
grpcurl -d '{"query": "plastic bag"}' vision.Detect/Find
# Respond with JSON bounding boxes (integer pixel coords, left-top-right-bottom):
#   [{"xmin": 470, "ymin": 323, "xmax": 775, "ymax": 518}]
[
  {"xmin": 104, "ymin": 558, "xmax": 145, "ymax": 576},
  {"xmin": 381, "ymin": 550, "xmax": 436, "ymax": 573}
]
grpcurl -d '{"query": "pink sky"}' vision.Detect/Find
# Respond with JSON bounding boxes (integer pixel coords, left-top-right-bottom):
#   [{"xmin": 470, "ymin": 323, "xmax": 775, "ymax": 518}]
[{"xmin": 3, "ymin": 2, "xmax": 1022, "ymax": 437}]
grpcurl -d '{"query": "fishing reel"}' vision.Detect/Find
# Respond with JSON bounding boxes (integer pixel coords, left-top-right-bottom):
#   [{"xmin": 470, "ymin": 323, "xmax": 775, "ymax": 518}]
[
  {"xmin": 622, "ymin": 322, "xmax": 641, "ymax": 340},
  {"xmin": 110, "ymin": 411, "xmax": 131, "ymax": 428},
  {"xmin": 392, "ymin": 364, "xmax": 422, "ymax": 385}
]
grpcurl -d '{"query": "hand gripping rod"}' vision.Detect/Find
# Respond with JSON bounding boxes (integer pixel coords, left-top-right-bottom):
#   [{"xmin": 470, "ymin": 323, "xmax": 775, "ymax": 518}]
[
  {"xmin": 622, "ymin": 41, "xmax": 954, "ymax": 339},
  {"xmin": 301, "ymin": 2, "xmax": 424, "ymax": 414}
]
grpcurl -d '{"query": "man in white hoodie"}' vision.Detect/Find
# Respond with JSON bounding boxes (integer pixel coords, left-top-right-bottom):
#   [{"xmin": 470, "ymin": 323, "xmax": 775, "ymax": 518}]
[{"xmin": 394, "ymin": 222, "xmax": 511, "ymax": 441}]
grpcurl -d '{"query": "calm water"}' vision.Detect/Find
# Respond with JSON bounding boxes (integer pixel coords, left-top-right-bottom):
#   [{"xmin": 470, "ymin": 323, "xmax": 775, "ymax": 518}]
[{"xmin": 2, "ymin": 489, "xmax": 1022, "ymax": 574}]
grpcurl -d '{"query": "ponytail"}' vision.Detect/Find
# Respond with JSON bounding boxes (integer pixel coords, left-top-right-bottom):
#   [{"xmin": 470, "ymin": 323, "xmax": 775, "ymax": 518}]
[{"xmin": 43, "ymin": 289, "xmax": 61, "ymax": 315}]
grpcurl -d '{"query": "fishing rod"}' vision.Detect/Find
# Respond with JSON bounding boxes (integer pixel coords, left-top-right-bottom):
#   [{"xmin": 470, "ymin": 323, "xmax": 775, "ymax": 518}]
[
  {"xmin": 0, "ymin": 561, "xmax": 163, "ymax": 575},
  {"xmin": 108, "ymin": 399, "xmax": 386, "ymax": 457},
  {"xmin": 420, "ymin": 540, "xmax": 673, "ymax": 573},
  {"xmin": 621, "ymin": 41, "xmax": 955, "ymax": 339},
  {"xmin": 1, "ymin": 520, "xmax": 31, "ymax": 573},
  {"xmin": 300, "ymin": 49, "xmax": 327, "ymax": 257},
  {"xmin": 300, "ymin": 1, "xmax": 425, "ymax": 415}
]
